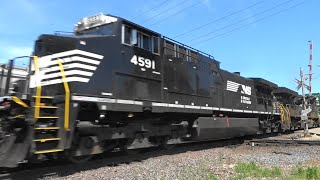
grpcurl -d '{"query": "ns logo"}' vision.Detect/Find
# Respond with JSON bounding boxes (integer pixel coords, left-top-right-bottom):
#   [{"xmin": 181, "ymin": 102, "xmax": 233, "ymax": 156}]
[
  {"xmin": 240, "ymin": 85, "xmax": 251, "ymax": 95},
  {"xmin": 226, "ymin": 80, "xmax": 252, "ymax": 95}
]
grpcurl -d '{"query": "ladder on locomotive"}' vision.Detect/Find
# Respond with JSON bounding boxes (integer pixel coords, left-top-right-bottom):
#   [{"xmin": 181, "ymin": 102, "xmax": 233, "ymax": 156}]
[
  {"xmin": 32, "ymin": 56, "xmax": 70, "ymax": 154},
  {"xmin": 279, "ymin": 104, "xmax": 291, "ymax": 129}
]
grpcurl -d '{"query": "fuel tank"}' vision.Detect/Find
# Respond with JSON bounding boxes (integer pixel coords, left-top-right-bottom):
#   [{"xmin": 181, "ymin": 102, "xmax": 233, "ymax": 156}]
[{"xmin": 191, "ymin": 117, "xmax": 259, "ymax": 141}]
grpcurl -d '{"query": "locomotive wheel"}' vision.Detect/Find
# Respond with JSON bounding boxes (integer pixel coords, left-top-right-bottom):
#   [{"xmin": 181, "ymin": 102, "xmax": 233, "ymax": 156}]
[
  {"xmin": 160, "ymin": 136, "xmax": 175, "ymax": 150},
  {"xmin": 65, "ymin": 149, "xmax": 93, "ymax": 163},
  {"xmin": 124, "ymin": 149, "xmax": 141, "ymax": 155},
  {"xmin": 64, "ymin": 136, "xmax": 94, "ymax": 163},
  {"xmin": 121, "ymin": 138, "xmax": 141, "ymax": 155}
]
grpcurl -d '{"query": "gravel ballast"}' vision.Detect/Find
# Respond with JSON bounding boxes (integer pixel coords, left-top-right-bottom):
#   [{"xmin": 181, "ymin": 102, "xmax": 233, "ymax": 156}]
[{"xmin": 38, "ymin": 143, "xmax": 320, "ymax": 180}]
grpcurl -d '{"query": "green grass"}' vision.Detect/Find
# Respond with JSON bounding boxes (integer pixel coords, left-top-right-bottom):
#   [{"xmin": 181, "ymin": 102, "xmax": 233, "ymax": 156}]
[
  {"xmin": 230, "ymin": 163, "xmax": 320, "ymax": 180},
  {"xmin": 208, "ymin": 174, "xmax": 219, "ymax": 180},
  {"xmin": 289, "ymin": 166, "xmax": 320, "ymax": 180},
  {"xmin": 232, "ymin": 162, "xmax": 282, "ymax": 179}
]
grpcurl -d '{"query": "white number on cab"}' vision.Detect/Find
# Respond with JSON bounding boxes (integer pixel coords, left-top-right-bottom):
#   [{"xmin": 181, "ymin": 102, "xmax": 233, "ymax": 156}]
[{"xmin": 130, "ymin": 55, "xmax": 155, "ymax": 69}]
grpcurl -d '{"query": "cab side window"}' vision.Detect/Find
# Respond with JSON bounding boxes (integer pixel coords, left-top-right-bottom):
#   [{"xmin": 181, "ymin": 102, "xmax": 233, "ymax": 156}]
[
  {"xmin": 122, "ymin": 24, "xmax": 160, "ymax": 55},
  {"xmin": 138, "ymin": 33, "xmax": 151, "ymax": 51},
  {"xmin": 152, "ymin": 37, "xmax": 160, "ymax": 54},
  {"xmin": 123, "ymin": 25, "xmax": 132, "ymax": 45}
]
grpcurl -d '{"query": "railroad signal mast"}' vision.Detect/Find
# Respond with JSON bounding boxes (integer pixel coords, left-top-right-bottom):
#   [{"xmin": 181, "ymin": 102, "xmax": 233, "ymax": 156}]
[
  {"xmin": 295, "ymin": 41, "xmax": 313, "ymax": 136},
  {"xmin": 295, "ymin": 68, "xmax": 309, "ymax": 109},
  {"xmin": 295, "ymin": 68, "xmax": 310, "ymax": 136},
  {"xmin": 306, "ymin": 40, "xmax": 313, "ymax": 136},
  {"xmin": 308, "ymin": 40, "xmax": 313, "ymax": 96}
]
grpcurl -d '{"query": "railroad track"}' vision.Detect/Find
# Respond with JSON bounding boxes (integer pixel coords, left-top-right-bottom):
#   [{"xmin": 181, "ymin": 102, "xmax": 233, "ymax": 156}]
[
  {"xmin": 245, "ymin": 138, "xmax": 320, "ymax": 146},
  {"xmin": 0, "ymin": 131, "xmax": 300, "ymax": 179},
  {"xmin": 0, "ymin": 137, "xmax": 246, "ymax": 179},
  {"xmin": 244, "ymin": 128, "xmax": 320, "ymax": 146}
]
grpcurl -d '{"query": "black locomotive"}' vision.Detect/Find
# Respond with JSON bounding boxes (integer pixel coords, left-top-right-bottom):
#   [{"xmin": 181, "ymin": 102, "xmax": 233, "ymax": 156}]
[{"xmin": 0, "ymin": 13, "xmax": 318, "ymax": 167}]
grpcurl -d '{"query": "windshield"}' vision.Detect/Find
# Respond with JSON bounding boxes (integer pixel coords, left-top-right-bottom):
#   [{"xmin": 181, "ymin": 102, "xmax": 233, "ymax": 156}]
[{"xmin": 76, "ymin": 23, "xmax": 114, "ymax": 36}]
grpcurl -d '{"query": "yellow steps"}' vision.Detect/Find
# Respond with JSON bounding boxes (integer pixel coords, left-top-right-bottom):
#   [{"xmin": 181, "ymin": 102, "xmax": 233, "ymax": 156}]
[
  {"xmin": 32, "ymin": 96, "xmax": 54, "ymax": 99},
  {"xmin": 34, "ymin": 149, "xmax": 63, "ymax": 154},
  {"xmin": 36, "ymin": 116, "xmax": 59, "ymax": 119},
  {"xmin": 32, "ymin": 57, "xmax": 63, "ymax": 155},
  {"xmin": 34, "ymin": 127, "xmax": 60, "ymax": 130},
  {"xmin": 33, "ymin": 138, "xmax": 61, "ymax": 142},
  {"xmin": 33, "ymin": 106, "xmax": 58, "ymax": 109}
]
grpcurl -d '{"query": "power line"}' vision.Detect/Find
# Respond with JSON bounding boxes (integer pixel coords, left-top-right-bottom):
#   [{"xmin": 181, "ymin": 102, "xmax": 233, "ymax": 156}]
[
  {"xmin": 188, "ymin": 0, "xmax": 296, "ymax": 43},
  {"xmin": 191, "ymin": 0, "xmax": 310, "ymax": 46},
  {"xmin": 173, "ymin": 1, "xmax": 264, "ymax": 38},
  {"xmin": 132, "ymin": 0, "xmax": 171, "ymax": 19},
  {"xmin": 143, "ymin": 0, "xmax": 193, "ymax": 23},
  {"xmin": 150, "ymin": 0, "xmax": 202, "ymax": 26}
]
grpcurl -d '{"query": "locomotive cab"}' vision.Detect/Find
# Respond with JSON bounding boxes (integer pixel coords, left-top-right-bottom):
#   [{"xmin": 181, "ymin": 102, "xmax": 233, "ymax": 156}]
[
  {"xmin": 273, "ymin": 87, "xmax": 301, "ymax": 129},
  {"xmin": 250, "ymin": 78, "xmax": 278, "ymax": 114}
]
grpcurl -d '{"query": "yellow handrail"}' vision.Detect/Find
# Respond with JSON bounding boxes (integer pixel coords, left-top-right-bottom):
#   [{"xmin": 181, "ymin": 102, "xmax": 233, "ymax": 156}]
[
  {"xmin": 56, "ymin": 59, "xmax": 70, "ymax": 131},
  {"xmin": 12, "ymin": 96, "xmax": 28, "ymax": 108},
  {"xmin": 285, "ymin": 106, "xmax": 291, "ymax": 124},
  {"xmin": 34, "ymin": 56, "xmax": 41, "ymax": 119},
  {"xmin": 279, "ymin": 104, "xmax": 291, "ymax": 127},
  {"xmin": 279, "ymin": 104, "xmax": 285, "ymax": 123}
]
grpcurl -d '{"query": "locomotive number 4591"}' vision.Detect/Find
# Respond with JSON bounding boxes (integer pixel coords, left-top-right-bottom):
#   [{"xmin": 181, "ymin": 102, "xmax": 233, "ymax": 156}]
[{"xmin": 130, "ymin": 55, "xmax": 156, "ymax": 69}]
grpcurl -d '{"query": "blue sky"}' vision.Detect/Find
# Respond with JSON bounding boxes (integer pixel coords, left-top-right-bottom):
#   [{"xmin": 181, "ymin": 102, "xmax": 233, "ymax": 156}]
[{"xmin": 0, "ymin": 0, "xmax": 319, "ymax": 93}]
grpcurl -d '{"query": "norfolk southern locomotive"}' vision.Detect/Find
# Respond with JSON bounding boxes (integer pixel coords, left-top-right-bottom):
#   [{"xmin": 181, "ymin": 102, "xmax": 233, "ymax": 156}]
[{"xmin": 0, "ymin": 13, "xmax": 318, "ymax": 167}]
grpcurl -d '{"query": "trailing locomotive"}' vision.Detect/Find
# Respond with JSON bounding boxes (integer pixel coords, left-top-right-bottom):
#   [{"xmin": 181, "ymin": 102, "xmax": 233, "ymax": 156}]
[{"xmin": 0, "ymin": 13, "xmax": 318, "ymax": 167}]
